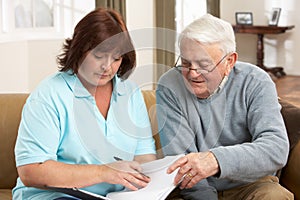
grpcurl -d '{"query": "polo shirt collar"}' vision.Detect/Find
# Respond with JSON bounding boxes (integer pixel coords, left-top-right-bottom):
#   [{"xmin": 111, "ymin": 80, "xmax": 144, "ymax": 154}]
[{"xmin": 113, "ymin": 76, "xmax": 126, "ymax": 96}]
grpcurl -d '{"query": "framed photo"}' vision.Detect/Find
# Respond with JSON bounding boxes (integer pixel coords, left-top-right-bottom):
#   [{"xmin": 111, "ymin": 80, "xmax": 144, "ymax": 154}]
[
  {"xmin": 235, "ymin": 12, "xmax": 253, "ymax": 25},
  {"xmin": 269, "ymin": 8, "xmax": 281, "ymax": 26}
]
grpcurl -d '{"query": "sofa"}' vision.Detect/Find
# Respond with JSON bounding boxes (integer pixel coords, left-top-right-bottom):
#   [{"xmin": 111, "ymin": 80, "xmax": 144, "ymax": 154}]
[{"xmin": 0, "ymin": 91, "xmax": 299, "ymax": 200}]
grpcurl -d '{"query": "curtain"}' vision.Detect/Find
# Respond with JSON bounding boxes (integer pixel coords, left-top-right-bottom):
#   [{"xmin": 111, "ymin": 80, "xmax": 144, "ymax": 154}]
[
  {"xmin": 207, "ymin": 0, "xmax": 220, "ymax": 17},
  {"xmin": 95, "ymin": 0, "xmax": 126, "ymax": 20},
  {"xmin": 154, "ymin": 0, "xmax": 176, "ymax": 84}
]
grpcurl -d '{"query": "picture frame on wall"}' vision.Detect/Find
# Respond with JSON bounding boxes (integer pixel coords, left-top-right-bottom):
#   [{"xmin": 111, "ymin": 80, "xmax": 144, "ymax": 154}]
[
  {"xmin": 235, "ymin": 12, "xmax": 253, "ymax": 25},
  {"xmin": 269, "ymin": 8, "xmax": 281, "ymax": 26}
]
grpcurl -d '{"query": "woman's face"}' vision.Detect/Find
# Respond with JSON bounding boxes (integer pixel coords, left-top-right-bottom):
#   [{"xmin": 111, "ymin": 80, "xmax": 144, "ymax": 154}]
[{"xmin": 77, "ymin": 48, "xmax": 122, "ymax": 91}]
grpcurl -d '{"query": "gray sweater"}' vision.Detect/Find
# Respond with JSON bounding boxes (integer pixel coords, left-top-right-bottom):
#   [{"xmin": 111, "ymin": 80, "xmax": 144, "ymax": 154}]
[{"xmin": 156, "ymin": 61, "xmax": 289, "ymax": 191}]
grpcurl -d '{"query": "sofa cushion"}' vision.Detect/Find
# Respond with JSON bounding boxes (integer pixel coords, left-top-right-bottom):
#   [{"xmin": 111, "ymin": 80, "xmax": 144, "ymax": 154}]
[
  {"xmin": 0, "ymin": 189, "xmax": 12, "ymax": 199},
  {"xmin": 141, "ymin": 90, "xmax": 163, "ymax": 158}
]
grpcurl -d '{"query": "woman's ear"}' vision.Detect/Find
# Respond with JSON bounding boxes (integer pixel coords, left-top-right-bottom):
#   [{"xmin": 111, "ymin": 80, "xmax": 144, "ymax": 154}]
[{"xmin": 224, "ymin": 52, "xmax": 238, "ymax": 76}]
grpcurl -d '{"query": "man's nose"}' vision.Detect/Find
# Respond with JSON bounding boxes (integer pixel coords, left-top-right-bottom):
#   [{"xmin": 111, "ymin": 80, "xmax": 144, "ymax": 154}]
[
  {"xmin": 188, "ymin": 68, "xmax": 200, "ymax": 77},
  {"xmin": 189, "ymin": 63, "xmax": 201, "ymax": 75}
]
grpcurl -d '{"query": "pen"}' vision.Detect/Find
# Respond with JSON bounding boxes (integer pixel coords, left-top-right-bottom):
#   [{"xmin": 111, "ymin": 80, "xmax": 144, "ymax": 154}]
[
  {"xmin": 113, "ymin": 156, "xmax": 123, "ymax": 161},
  {"xmin": 113, "ymin": 156, "xmax": 150, "ymax": 178}
]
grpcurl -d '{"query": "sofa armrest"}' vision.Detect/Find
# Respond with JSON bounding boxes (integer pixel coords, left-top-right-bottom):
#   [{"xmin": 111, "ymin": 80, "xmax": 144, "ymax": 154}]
[
  {"xmin": 0, "ymin": 94, "xmax": 29, "ymax": 190},
  {"xmin": 278, "ymin": 99, "xmax": 300, "ymax": 199},
  {"xmin": 280, "ymin": 140, "xmax": 300, "ymax": 199},
  {"xmin": 279, "ymin": 98, "xmax": 300, "ymax": 149}
]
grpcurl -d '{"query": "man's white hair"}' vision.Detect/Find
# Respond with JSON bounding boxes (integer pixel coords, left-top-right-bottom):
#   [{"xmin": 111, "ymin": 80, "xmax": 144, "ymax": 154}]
[{"xmin": 179, "ymin": 14, "xmax": 236, "ymax": 54}]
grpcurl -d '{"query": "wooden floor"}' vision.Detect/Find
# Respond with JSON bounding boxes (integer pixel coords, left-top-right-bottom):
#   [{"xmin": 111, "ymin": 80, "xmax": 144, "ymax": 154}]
[{"xmin": 275, "ymin": 75, "xmax": 300, "ymax": 108}]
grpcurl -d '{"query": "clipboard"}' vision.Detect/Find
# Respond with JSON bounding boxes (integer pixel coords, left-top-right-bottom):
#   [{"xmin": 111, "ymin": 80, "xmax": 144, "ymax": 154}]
[{"xmin": 46, "ymin": 186, "xmax": 110, "ymax": 200}]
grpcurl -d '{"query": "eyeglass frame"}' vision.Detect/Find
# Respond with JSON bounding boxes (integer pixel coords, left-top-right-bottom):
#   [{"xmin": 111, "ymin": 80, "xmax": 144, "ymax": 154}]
[{"xmin": 174, "ymin": 53, "xmax": 229, "ymax": 75}]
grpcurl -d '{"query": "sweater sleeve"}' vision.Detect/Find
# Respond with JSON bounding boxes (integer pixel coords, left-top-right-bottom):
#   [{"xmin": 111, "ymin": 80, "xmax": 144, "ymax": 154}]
[
  {"xmin": 156, "ymin": 84, "xmax": 198, "ymax": 155},
  {"xmin": 210, "ymin": 74, "xmax": 289, "ymax": 181}
]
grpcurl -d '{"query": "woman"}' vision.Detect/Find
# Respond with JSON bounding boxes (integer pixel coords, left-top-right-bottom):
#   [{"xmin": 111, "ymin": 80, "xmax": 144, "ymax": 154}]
[{"xmin": 13, "ymin": 7, "xmax": 156, "ymax": 199}]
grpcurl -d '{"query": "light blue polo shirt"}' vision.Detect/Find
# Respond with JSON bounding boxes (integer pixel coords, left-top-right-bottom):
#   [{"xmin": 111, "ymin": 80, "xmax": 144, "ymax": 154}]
[{"xmin": 13, "ymin": 71, "xmax": 156, "ymax": 199}]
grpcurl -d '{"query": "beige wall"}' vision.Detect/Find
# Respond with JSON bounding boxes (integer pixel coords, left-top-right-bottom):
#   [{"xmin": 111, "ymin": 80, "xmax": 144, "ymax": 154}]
[
  {"xmin": 0, "ymin": 41, "xmax": 29, "ymax": 92},
  {"xmin": 27, "ymin": 39, "xmax": 62, "ymax": 90},
  {"xmin": 221, "ymin": 0, "xmax": 300, "ymax": 75},
  {"xmin": 0, "ymin": 39, "xmax": 64, "ymax": 93},
  {"xmin": 126, "ymin": 0, "xmax": 155, "ymax": 90}
]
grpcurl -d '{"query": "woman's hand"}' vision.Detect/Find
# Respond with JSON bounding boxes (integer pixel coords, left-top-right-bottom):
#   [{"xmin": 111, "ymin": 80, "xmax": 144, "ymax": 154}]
[
  {"xmin": 167, "ymin": 152, "xmax": 219, "ymax": 189},
  {"xmin": 100, "ymin": 160, "xmax": 151, "ymax": 191}
]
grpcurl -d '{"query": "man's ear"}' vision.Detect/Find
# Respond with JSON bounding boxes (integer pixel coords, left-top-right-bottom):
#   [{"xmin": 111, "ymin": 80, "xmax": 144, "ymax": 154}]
[{"xmin": 224, "ymin": 52, "xmax": 238, "ymax": 76}]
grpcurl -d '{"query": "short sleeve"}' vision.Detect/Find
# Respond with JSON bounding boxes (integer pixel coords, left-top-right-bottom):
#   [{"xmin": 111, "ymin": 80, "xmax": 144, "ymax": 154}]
[{"xmin": 15, "ymin": 98, "xmax": 60, "ymax": 166}]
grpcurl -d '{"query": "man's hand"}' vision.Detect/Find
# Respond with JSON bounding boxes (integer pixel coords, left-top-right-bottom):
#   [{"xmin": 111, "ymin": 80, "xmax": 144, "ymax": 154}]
[{"xmin": 167, "ymin": 152, "xmax": 219, "ymax": 189}]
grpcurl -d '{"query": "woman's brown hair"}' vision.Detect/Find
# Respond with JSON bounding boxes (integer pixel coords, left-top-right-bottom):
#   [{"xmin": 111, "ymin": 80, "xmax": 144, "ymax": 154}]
[{"xmin": 57, "ymin": 7, "xmax": 136, "ymax": 79}]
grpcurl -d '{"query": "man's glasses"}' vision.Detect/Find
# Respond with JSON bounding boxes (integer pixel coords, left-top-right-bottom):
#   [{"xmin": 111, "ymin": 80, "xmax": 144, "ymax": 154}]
[{"xmin": 174, "ymin": 53, "xmax": 228, "ymax": 75}]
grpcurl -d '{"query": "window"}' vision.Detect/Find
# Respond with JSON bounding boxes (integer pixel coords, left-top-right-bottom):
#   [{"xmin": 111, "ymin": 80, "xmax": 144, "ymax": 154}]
[
  {"xmin": 14, "ymin": 0, "xmax": 54, "ymax": 29},
  {"xmin": 0, "ymin": 0, "xmax": 95, "ymax": 41},
  {"xmin": 174, "ymin": 0, "xmax": 207, "ymax": 55},
  {"xmin": 175, "ymin": 0, "xmax": 207, "ymax": 34}
]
